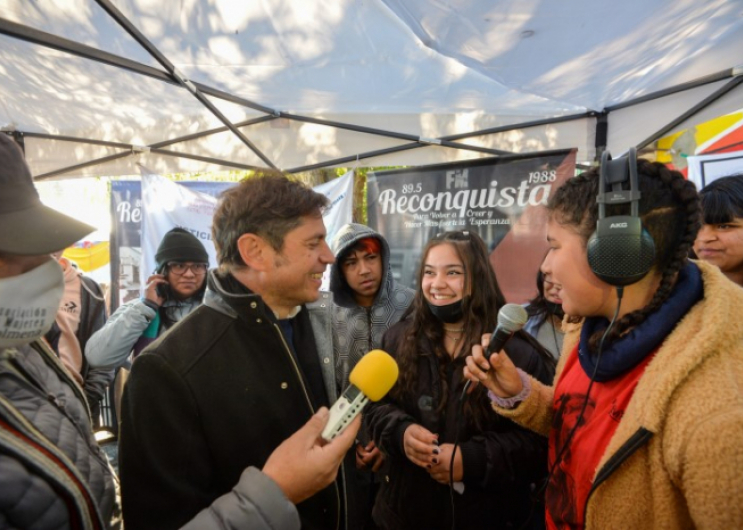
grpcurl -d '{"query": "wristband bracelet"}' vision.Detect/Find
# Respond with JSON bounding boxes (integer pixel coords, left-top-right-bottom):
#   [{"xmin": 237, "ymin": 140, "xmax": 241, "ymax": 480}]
[
  {"xmin": 140, "ymin": 298, "xmax": 160, "ymax": 312},
  {"xmin": 487, "ymin": 369, "xmax": 531, "ymax": 409}
]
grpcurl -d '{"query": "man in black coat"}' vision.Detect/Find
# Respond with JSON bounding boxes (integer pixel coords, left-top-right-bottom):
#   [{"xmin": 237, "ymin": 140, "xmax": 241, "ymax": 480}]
[{"xmin": 119, "ymin": 173, "xmax": 358, "ymax": 530}]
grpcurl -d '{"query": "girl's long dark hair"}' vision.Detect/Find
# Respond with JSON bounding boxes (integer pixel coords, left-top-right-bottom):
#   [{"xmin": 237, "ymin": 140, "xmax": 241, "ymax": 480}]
[
  {"xmin": 392, "ymin": 230, "xmax": 553, "ymax": 429},
  {"xmin": 547, "ymin": 159, "xmax": 701, "ymax": 351}
]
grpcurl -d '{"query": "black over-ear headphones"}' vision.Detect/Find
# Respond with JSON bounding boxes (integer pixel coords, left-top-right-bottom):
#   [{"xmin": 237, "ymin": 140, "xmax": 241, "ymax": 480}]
[{"xmin": 586, "ymin": 147, "xmax": 656, "ymax": 286}]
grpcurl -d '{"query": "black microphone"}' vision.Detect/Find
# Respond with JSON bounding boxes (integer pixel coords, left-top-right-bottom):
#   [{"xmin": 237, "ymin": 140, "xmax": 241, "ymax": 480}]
[{"xmin": 463, "ymin": 303, "xmax": 529, "ymax": 393}]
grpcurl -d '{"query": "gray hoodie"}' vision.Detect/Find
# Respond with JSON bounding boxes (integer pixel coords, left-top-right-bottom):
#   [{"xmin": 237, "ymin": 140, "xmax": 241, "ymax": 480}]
[{"xmin": 329, "ymin": 223, "xmax": 415, "ymax": 389}]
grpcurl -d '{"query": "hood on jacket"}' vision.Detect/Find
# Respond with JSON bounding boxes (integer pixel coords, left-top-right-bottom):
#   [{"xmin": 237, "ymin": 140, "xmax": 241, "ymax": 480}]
[{"xmin": 329, "ymin": 223, "xmax": 393, "ymax": 308}]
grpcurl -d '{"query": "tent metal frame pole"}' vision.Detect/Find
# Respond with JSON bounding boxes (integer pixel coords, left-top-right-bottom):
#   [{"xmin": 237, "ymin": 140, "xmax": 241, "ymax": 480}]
[
  {"xmin": 4, "ymin": 14, "xmax": 739, "ymax": 173},
  {"xmin": 634, "ymin": 76, "xmax": 743, "ymax": 153},
  {"xmin": 149, "ymin": 116, "xmax": 276, "ymax": 148},
  {"xmin": 0, "ymin": 18, "xmax": 276, "ymax": 114},
  {"xmin": 148, "ymin": 149, "xmax": 262, "ymax": 170},
  {"xmin": 0, "ymin": 15, "xmax": 591, "ymax": 168},
  {"xmin": 20, "ymin": 116, "xmax": 276, "ymax": 150},
  {"xmin": 23, "ymin": 129, "xmax": 265, "ymax": 179},
  {"xmin": 605, "ymin": 67, "xmax": 740, "ymax": 112},
  {"xmin": 289, "ymin": 144, "xmax": 423, "ymax": 173},
  {"xmin": 20, "ymin": 131, "xmax": 135, "ymax": 149},
  {"xmin": 288, "ymin": 111, "xmax": 594, "ymax": 173},
  {"xmin": 278, "ymin": 112, "xmax": 511, "ymax": 155},
  {"xmin": 92, "ymin": 0, "xmax": 278, "ymax": 169},
  {"xmin": 441, "ymin": 112, "xmax": 596, "ymax": 141},
  {"xmin": 33, "ymin": 146, "xmax": 261, "ymax": 181},
  {"xmin": 0, "ymin": 17, "xmax": 512, "ymax": 162},
  {"xmin": 35, "ymin": 152, "xmax": 133, "ymax": 181}
]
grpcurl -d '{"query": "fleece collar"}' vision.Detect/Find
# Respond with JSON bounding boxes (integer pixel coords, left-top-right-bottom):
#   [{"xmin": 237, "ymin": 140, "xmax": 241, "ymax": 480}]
[{"xmin": 578, "ymin": 262, "xmax": 703, "ymax": 382}]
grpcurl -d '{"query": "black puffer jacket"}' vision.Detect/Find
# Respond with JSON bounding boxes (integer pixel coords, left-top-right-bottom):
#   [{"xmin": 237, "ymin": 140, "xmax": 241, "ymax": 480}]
[
  {"xmin": 366, "ymin": 319, "xmax": 553, "ymax": 530},
  {"xmin": 0, "ymin": 340, "xmax": 116, "ymax": 529}
]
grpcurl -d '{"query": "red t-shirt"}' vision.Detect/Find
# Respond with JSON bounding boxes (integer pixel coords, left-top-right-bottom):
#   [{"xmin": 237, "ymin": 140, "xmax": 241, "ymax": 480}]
[{"xmin": 545, "ymin": 344, "xmax": 655, "ymax": 529}]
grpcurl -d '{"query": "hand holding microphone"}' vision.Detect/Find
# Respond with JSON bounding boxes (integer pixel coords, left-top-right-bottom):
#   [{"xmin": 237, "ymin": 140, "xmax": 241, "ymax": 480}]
[{"xmin": 463, "ymin": 304, "xmax": 527, "ymax": 398}]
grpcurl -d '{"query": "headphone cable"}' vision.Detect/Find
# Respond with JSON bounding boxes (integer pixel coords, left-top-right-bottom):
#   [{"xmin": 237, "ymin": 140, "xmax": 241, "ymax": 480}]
[{"xmin": 530, "ymin": 287, "xmax": 624, "ymax": 518}]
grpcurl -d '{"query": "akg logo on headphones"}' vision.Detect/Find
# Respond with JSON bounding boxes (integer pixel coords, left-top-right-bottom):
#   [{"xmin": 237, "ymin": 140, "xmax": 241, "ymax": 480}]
[{"xmin": 610, "ymin": 222, "xmax": 628, "ymax": 229}]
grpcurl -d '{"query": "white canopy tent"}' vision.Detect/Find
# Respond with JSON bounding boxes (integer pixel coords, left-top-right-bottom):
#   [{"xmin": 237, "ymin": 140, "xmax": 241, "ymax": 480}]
[{"xmin": 1, "ymin": 0, "xmax": 742, "ymax": 179}]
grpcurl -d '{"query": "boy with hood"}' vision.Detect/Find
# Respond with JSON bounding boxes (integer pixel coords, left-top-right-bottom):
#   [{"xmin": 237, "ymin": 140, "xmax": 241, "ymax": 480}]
[{"xmin": 329, "ymin": 223, "xmax": 414, "ymax": 527}]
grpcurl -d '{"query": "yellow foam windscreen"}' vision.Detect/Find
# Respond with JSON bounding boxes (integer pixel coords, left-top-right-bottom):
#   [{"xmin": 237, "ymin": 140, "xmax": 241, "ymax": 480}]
[{"xmin": 348, "ymin": 349, "xmax": 399, "ymax": 402}]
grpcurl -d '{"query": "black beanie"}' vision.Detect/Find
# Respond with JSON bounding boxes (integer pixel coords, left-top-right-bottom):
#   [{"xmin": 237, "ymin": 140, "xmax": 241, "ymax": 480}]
[{"xmin": 155, "ymin": 228, "xmax": 209, "ymax": 272}]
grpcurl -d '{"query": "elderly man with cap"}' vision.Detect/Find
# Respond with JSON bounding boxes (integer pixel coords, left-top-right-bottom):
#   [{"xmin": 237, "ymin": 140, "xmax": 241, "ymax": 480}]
[
  {"xmin": 85, "ymin": 227, "xmax": 209, "ymax": 369},
  {"xmin": 0, "ymin": 133, "xmax": 118, "ymax": 528}
]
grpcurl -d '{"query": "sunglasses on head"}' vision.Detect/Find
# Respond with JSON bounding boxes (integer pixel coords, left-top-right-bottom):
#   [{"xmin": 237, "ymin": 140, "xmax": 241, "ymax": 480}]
[{"xmin": 433, "ymin": 230, "xmax": 471, "ymax": 241}]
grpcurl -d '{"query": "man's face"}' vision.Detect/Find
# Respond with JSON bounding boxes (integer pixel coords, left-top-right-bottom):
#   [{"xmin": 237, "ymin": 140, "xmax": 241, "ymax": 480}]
[
  {"xmin": 0, "ymin": 254, "xmax": 50, "ymax": 279},
  {"xmin": 261, "ymin": 215, "xmax": 335, "ymax": 314},
  {"xmin": 340, "ymin": 246, "xmax": 383, "ymax": 307}
]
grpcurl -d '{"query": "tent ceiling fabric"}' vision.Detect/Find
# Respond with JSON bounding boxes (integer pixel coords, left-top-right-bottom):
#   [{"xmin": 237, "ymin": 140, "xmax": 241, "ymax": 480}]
[{"xmin": 1, "ymin": 0, "xmax": 742, "ymax": 178}]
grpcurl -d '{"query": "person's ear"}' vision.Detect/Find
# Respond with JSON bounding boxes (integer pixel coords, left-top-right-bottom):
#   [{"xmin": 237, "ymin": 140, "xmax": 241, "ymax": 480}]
[{"xmin": 237, "ymin": 233, "xmax": 270, "ymax": 271}]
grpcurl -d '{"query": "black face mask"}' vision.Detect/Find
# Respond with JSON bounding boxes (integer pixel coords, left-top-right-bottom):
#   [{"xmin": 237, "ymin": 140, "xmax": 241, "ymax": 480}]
[
  {"xmin": 427, "ymin": 299, "xmax": 464, "ymax": 323},
  {"xmin": 546, "ymin": 301, "xmax": 565, "ymax": 319}
]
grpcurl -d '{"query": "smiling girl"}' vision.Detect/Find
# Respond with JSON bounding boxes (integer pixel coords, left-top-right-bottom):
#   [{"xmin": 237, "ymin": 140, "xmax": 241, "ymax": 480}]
[
  {"xmin": 465, "ymin": 157, "xmax": 743, "ymax": 529},
  {"xmin": 693, "ymin": 174, "xmax": 743, "ymax": 287},
  {"xmin": 366, "ymin": 230, "xmax": 554, "ymax": 530}
]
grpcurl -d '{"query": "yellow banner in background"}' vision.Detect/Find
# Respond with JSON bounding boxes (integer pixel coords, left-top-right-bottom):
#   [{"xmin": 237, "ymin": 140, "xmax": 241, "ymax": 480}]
[{"xmin": 63, "ymin": 242, "xmax": 110, "ymax": 272}]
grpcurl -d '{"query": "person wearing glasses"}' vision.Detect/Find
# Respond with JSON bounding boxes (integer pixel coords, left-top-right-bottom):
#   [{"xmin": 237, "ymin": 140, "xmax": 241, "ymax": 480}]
[
  {"xmin": 85, "ymin": 227, "xmax": 209, "ymax": 369},
  {"xmin": 365, "ymin": 230, "xmax": 555, "ymax": 530}
]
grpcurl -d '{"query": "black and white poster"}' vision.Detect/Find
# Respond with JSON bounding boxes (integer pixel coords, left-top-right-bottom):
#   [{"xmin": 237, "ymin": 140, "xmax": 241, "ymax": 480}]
[{"xmin": 368, "ymin": 149, "xmax": 576, "ymax": 302}]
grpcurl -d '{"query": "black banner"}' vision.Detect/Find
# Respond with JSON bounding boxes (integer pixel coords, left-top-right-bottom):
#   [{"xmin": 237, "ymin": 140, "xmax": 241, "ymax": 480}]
[{"xmin": 368, "ymin": 149, "xmax": 576, "ymax": 302}]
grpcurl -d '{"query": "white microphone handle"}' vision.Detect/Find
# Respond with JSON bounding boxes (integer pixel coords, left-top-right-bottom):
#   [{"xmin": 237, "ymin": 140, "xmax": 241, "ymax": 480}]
[{"xmin": 321, "ymin": 388, "xmax": 369, "ymax": 441}]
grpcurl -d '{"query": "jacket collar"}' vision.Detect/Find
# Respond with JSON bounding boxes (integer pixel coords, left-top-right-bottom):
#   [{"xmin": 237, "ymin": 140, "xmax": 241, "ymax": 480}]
[
  {"xmin": 578, "ymin": 262, "xmax": 703, "ymax": 382},
  {"xmin": 562, "ymin": 260, "xmax": 743, "ymax": 433},
  {"xmin": 204, "ymin": 269, "xmax": 272, "ymax": 321}
]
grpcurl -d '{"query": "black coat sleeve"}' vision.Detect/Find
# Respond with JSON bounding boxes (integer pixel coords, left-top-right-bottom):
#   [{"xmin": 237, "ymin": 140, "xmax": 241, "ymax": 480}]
[{"xmin": 119, "ymin": 352, "xmax": 215, "ymax": 530}]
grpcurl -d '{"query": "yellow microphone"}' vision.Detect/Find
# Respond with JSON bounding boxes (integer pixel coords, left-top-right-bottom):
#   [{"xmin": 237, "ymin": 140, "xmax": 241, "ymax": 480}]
[{"xmin": 321, "ymin": 349, "xmax": 399, "ymax": 442}]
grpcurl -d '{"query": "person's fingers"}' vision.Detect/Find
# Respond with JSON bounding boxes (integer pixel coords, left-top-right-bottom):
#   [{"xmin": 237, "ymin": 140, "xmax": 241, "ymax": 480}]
[
  {"xmin": 356, "ymin": 451, "xmax": 367, "ymax": 469},
  {"xmin": 471, "ymin": 341, "xmax": 491, "ymax": 371},
  {"xmin": 464, "ymin": 355, "xmax": 486, "ymax": 380},
  {"xmin": 405, "ymin": 434, "xmax": 435, "ymax": 457},
  {"xmin": 370, "ymin": 452, "xmax": 385, "ymax": 473},
  {"xmin": 300, "ymin": 407, "xmax": 330, "ymax": 446}
]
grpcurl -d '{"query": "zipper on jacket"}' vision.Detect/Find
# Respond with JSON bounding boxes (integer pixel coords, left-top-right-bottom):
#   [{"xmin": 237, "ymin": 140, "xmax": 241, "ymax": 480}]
[
  {"xmin": 271, "ymin": 322, "xmax": 342, "ymax": 530},
  {"xmin": 582, "ymin": 427, "xmax": 653, "ymax": 524},
  {"xmin": 366, "ymin": 307, "xmax": 373, "ymax": 350}
]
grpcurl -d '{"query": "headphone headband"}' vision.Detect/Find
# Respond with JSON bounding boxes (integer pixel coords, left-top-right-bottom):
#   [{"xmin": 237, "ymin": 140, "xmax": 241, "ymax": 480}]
[{"xmin": 587, "ymin": 147, "xmax": 656, "ymax": 287}]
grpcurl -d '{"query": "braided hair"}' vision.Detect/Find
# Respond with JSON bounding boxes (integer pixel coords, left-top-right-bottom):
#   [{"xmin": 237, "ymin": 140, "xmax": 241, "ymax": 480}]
[{"xmin": 547, "ymin": 159, "xmax": 701, "ymax": 351}]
